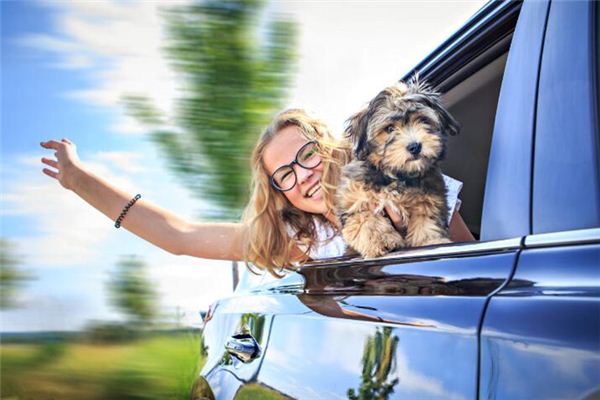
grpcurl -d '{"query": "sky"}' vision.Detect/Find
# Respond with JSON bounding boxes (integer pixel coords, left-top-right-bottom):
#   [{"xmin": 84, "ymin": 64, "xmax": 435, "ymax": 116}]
[{"xmin": 1, "ymin": 0, "xmax": 485, "ymax": 332}]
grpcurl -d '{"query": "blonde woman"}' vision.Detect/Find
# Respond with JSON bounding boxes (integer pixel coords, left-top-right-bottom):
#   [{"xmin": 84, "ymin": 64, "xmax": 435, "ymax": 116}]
[{"xmin": 40, "ymin": 109, "xmax": 473, "ymax": 277}]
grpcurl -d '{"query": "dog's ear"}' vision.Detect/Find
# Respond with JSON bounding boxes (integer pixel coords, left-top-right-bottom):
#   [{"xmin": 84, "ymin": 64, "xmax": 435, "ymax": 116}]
[
  {"xmin": 407, "ymin": 78, "xmax": 461, "ymax": 136},
  {"xmin": 430, "ymin": 97, "xmax": 460, "ymax": 136},
  {"xmin": 344, "ymin": 108, "xmax": 371, "ymax": 160}
]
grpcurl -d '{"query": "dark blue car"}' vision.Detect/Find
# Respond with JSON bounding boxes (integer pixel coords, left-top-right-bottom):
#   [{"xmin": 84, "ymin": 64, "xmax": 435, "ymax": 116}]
[{"xmin": 194, "ymin": 1, "xmax": 600, "ymax": 398}]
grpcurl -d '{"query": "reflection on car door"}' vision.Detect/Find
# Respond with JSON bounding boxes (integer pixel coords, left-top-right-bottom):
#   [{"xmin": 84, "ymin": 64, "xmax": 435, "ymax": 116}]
[{"xmin": 254, "ymin": 243, "xmax": 518, "ymax": 398}]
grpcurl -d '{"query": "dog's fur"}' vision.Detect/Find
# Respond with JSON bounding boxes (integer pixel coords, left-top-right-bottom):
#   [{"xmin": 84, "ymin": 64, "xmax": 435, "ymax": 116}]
[{"xmin": 338, "ymin": 80, "xmax": 460, "ymax": 258}]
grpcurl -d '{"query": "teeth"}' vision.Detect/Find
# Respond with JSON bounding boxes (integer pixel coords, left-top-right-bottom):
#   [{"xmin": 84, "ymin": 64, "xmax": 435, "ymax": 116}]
[{"xmin": 306, "ymin": 185, "xmax": 321, "ymax": 198}]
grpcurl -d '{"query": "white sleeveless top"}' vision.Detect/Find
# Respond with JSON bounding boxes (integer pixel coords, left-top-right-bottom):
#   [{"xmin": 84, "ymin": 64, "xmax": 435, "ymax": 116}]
[{"xmin": 290, "ymin": 175, "xmax": 463, "ymax": 260}]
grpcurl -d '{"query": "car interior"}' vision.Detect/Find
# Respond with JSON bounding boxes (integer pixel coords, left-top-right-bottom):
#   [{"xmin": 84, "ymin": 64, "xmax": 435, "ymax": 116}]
[{"xmin": 440, "ymin": 35, "xmax": 514, "ymax": 240}]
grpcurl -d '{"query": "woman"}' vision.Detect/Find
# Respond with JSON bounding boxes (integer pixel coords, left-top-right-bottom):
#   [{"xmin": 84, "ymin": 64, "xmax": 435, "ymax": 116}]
[{"xmin": 40, "ymin": 109, "xmax": 474, "ymax": 277}]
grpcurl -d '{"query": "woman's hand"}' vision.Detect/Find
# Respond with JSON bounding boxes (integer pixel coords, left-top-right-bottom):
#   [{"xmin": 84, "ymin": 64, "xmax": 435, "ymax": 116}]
[
  {"xmin": 366, "ymin": 201, "xmax": 409, "ymax": 234},
  {"xmin": 40, "ymin": 138, "xmax": 83, "ymax": 190},
  {"xmin": 383, "ymin": 204, "xmax": 408, "ymax": 235}
]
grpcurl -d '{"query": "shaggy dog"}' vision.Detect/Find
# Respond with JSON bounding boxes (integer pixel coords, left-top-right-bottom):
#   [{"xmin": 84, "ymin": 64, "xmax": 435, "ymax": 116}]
[{"xmin": 338, "ymin": 80, "xmax": 460, "ymax": 258}]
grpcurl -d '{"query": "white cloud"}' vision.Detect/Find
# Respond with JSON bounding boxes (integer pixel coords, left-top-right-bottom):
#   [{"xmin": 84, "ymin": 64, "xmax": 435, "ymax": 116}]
[
  {"xmin": 25, "ymin": 0, "xmax": 485, "ymax": 136},
  {"xmin": 1, "ymin": 154, "xmax": 140, "ymax": 267},
  {"xmin": 17, "ymin": 33, "xmax": 80, "ymax": 53},
  {"xmin": 268, "ymin": 1, "xmax": 486, "ymax": 135},
  {"xmin": 24, "ymin": 0, "xmax": 183, "ymax": 134},
  {"xmin": 93, "ymin": 151, "xmax": 144, "ymax": 174}
]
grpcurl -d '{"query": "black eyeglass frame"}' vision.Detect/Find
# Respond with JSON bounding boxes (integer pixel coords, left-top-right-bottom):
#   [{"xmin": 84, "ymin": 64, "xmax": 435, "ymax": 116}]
[{"xmin": 270, "ymin": 141, "xmax": 322, "ymax": 192}]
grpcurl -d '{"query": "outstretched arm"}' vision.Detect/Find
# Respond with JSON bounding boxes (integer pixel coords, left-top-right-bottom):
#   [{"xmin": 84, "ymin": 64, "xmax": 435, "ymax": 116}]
[{"xmin": 40, "ymin": 139, "xmax": 246, "ymax": 260}]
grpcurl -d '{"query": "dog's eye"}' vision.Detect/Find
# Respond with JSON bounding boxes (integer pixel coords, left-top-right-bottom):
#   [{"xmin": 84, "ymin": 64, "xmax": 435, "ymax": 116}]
[
  {"xmin": 416, "ymin": 117, "xmax": 431, "ymax": 125},
  {"xmin": 385, "ymin": 124, "xmax": 395, "ymax": 133}
]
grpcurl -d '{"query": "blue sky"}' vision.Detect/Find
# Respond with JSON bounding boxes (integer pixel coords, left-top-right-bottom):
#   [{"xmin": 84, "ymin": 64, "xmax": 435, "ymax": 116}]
[{"xmin": 1, "ymin": 0, "xmax": 485, "ymax": 332}]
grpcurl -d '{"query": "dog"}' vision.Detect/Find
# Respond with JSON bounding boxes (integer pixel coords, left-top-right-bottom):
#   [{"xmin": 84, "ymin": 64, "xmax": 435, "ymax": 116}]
[{"xmin": 337, "ymin": 79, "xmax": 460, "ymax": 258}]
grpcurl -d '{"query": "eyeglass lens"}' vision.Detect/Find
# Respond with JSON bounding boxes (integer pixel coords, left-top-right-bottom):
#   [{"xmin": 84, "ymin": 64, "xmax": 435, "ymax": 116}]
[{"xmin": 272, "ymin": 142, "xmax": 320, "ymax": 191}]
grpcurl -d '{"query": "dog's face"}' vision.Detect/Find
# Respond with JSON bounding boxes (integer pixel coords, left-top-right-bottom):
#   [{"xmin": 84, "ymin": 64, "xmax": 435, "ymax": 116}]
[{"xmin": 346, "ymin": 80, "xmax": 459, "ymax": 177}]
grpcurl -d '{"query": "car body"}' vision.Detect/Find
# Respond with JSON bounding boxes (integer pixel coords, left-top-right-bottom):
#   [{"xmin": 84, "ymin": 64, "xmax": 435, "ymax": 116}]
[{"xmin": 193, "ymin": 1, "xmax": 600, "ymax": 398}]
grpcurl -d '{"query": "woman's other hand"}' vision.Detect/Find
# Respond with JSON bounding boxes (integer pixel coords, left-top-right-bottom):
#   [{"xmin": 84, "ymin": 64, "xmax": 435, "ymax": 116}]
[
  {"xmin": 40, "ymin": 138, "xmax": 83, "ymax": 190},
  {"xmin": 383, "ymin": 204, "xmax": 408, "ymax": 234}
]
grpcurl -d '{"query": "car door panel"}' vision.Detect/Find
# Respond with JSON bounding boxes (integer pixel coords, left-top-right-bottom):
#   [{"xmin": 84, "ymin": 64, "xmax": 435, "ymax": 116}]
[
  {"xmin": 480, "ymin": 239, "xmax": 600, "ymax": 399},
  {"xmin": 251, "ymin": 245, "xmax": 518, "ymax": 399},
  {"xmin": 533, "ymin": 0, "xmax": 600, "ymax": 233}
]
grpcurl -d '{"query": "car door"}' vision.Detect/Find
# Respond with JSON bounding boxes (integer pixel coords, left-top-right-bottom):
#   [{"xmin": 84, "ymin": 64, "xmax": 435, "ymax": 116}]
[
  {"xmin": 250, "ymin": 243, "xmax": 518, "ymax": 399},
  {"xmin": 480, "ymin": 1, "xmax": 600, "ymax": 398}
]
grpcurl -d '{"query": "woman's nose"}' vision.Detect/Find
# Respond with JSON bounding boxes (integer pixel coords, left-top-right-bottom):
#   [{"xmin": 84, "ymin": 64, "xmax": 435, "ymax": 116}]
[{"xmin": 295, "ymin": 164, "xmax": 314, "ymax": 184}]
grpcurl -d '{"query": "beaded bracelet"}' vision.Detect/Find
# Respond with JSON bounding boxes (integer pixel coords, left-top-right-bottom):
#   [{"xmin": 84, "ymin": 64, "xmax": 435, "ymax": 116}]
[{"xmin": 114, "ymin": 194, "xmax": 141, "ymax": 229}]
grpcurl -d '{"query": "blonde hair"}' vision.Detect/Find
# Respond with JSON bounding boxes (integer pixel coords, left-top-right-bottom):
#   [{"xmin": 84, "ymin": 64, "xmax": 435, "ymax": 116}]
[{"xmin": 242, "ymin": 109, "xmax": 350, "ymax": 277}]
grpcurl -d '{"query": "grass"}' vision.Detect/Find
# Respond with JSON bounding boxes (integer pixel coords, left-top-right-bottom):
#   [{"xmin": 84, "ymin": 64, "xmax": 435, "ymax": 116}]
[{"xmin": 1, "ymin": 331, "xmax": 205, "ymax": 400}]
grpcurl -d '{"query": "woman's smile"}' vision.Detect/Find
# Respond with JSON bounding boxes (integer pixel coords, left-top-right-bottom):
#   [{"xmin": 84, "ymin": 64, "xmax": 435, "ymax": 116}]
[{"xmin": 263, "ymin": 125, "xmax": 328, "ymax": 215}]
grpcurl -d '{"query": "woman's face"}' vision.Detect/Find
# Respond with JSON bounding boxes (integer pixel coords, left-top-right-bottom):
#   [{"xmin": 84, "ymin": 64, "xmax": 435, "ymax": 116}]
[{"xmin": 262, "ymin": 125, "xmax": 328, "ymax": 215}]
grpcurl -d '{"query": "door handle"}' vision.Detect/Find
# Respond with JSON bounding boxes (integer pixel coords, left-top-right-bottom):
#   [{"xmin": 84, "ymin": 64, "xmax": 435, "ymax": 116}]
[{"xmin": 225, "ymin": 333, "xmax": 261, "ymax": 363}]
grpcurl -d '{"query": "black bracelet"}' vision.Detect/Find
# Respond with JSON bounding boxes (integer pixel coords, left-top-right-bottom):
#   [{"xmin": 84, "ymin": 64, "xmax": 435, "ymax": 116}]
[{"xmin": 115, "ymin": 194, "xmax": 141, "ymax": 229}]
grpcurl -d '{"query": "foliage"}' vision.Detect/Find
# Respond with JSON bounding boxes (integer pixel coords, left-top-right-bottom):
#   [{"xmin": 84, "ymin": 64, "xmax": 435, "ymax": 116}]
[
  {"xmin": 125, "ymin": 0, "xmax": 297, "ymax": 220},
  {"xmin": 1, "ymin": 331, "xmax": 205, "ymax": 400},
  {"xmin": 235, "ymin": 383, "xmax": 291, "ymax": 400},
  {"xmin": 83, "ymin": 321, "xmax": 139, "ymax": 343},
  {"xmin": 347, "ymin": 327, "xmax": 400, "ymax": 400},
  {"xmin": 0, "ymin": 237, "xmax": 33, "ymax": 309},
  {"xmin": 107, "ymin": 255, "xmax": 158, "ymax": 326}
]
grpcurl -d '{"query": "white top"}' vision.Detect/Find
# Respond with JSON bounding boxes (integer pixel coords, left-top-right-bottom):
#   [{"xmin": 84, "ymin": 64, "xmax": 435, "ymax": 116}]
[{"xmin": 291, "ymin": 175, "xmax": 463, "ymax": 260}]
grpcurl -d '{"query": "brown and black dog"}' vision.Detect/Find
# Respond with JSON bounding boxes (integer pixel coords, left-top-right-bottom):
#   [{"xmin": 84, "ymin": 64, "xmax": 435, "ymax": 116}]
[{"xmin": 338, "ymin": 79, "xmax": 460, "ymax": 258}]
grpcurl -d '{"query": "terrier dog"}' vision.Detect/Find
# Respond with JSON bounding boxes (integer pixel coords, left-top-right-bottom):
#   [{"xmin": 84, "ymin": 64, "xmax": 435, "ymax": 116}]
[{"xmin": 338, "ymin": 80, "xmax": 460, "ymax": 258}]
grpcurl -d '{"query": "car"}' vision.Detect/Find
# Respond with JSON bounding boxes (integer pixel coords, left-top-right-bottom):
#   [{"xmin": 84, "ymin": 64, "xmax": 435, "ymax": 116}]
[{"xmin": 192, "ymin": 0, "xmax": 600, "ymax": 398}]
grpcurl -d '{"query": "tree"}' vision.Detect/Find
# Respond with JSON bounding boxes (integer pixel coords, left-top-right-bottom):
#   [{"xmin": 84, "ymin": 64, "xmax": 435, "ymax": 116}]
[
  {"xmin": 347, "ymin": 327, "xmax": 400, "ymax": 400},
  {"xmin": 0, "ymin": 238, "xmax": 32, "ymax": 309},
  {"xmin": 108, "ymin": 255, "xmax": 157, "ymax": 326},
  {"xmin": 125, "ymin": 0, "xmax": 296, "ymax": 220}
]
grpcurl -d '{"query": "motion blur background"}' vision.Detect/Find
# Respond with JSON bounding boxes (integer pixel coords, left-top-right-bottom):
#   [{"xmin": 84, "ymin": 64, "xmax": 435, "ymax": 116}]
[{"xmin": 2, "ymin": 0, "xmax": 484, "ymax": 397}]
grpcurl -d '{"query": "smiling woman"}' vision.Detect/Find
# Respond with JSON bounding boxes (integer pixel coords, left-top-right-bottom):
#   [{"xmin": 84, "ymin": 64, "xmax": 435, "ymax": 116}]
[{"xmin": 41, "ymin": 107, "xmax": 473, "ymax": 277}]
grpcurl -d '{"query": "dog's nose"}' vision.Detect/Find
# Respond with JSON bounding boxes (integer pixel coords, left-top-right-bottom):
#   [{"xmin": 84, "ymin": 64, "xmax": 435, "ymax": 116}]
[{"xmin": 407, "ymin": 142, "xmax": 422, "ymax": 156}]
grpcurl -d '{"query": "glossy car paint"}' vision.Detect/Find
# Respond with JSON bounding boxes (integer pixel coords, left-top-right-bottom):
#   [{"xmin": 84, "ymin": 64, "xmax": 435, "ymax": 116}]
[
  {"xmin": 532, "ymin": 0, "xmax": 600, "ymax": 233},
  {"xmin": 480, "ymin": 234, "xmax": 600, "ymax": 399},
  {"xmin": 201, "ymin": 245, "xmax": 518, "ymax": 399},
  {"xmin": 480, "ymin": 0, "xmax": 549, "ymax": 241}
]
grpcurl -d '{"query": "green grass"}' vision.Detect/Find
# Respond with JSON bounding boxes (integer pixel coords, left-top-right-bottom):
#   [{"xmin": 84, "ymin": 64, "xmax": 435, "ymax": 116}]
[{"xmin": 1, "ymin": 331, "xmax": 206, "ymax": 400}]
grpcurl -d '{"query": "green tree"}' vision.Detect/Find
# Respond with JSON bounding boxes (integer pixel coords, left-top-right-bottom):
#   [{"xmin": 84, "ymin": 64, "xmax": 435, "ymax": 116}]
[
  {"xmin": 347, "ymin": 327, "xmax": 400, "ymax": 400},
  {"xmin": 108, "ymin": 255, "xmax": 158, "ymax": 326},
  {"xmin": 0, "ymin": 238, "xmax": 32, "ymax": 309},
  {"xmin": 125, "ymin": 0, "xmax": 296, "ymax": 220}
]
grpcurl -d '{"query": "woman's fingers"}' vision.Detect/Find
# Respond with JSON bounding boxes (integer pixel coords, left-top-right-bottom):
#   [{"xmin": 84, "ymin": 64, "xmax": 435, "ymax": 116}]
[
  {"xmin": 384, "ymin": 204, "xmax": 406, "ymax": 232},
  {"xmin": 42, "ymin": 168, "xmax": 58, "ymax": 179},
  {"xmin": 40, "ymin": 140, "xmax": 63, "ymax": 149},
  {"xmin": 41, "ymin": 157, "xmax": 58, "ymax": 169}
]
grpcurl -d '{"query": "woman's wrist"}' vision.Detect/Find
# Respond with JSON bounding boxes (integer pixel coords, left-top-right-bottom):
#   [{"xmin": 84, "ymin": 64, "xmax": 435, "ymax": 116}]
[{"xmin": 64, "ymin": 161, "xmax": 89, "ymax": 192}]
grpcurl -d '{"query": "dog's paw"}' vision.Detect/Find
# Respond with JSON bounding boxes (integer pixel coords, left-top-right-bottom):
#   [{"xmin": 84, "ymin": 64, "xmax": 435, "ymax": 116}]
[
  {"xmin": 342, "ymin": 213, "xmax": 405, "ymax": 258},
  {"xmin": 361, "ymin": 231, "xmax": 405, "ymax": 258}
]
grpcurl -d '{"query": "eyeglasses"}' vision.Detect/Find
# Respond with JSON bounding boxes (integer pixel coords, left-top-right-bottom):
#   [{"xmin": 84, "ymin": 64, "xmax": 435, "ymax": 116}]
[{"xmin": 270, "ymin": 141, "xmax": 322, "ymax": 192}]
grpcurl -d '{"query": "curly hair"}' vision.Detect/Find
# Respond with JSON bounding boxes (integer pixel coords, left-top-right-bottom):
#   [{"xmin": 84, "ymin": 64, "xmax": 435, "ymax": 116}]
[{"xmin": 242, "ymin": 109, "xmax": 350, "ymax": 277}]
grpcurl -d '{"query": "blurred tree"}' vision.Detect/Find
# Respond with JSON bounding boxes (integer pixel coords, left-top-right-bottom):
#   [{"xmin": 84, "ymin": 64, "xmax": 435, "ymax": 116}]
[
  {"xmin": 125, "ymin": 0, "xmax": 296, "ymax": 221},
  {"xmin": 0, "ymin": 238, "xmax": 32, "ymax": 309},
  {"xmin": 347, "ymin": 327, "xmax": 399, "ymax": 400},
  {"xmin": 108, "ymin": 255, "xmax": 158, "ymax": 327}
]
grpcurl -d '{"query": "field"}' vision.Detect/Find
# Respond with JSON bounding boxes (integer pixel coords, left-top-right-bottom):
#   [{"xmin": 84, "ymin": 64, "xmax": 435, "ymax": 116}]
[{"xmin": 1, "ymin": 331, "xmax": 205, "ymax": 400}]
